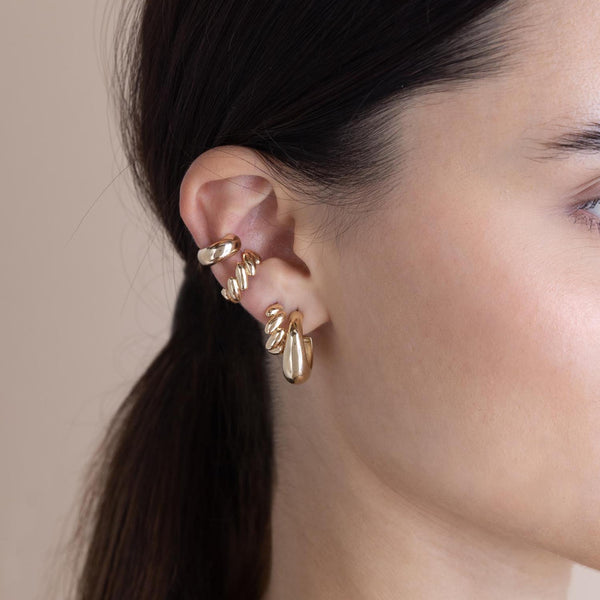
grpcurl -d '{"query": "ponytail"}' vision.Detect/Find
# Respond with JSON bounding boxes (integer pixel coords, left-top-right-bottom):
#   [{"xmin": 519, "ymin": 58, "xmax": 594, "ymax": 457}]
[{"xmin": 74, "ymin": 261, "xmax": 274, "ymax": 599}]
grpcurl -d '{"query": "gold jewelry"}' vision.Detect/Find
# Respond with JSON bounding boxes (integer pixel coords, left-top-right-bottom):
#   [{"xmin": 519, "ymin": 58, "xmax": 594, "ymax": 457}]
[
  {"xmin": 196, "ymin": 233, "xmax": 261, "ymax": 303},
  {"xmin": 196, "ymin": 232, "xmax": 240, "ymax": 265},
  {"xmin": 220, "ymin": 249, "xmax": 262, "ymax": 303},
  {"xmin": 264, "ymin": 302, "xmax": 313, "ymax": 384},
  {"xmin": 196, "ymin": 233, "xmax": 314, "ymax": 384}
]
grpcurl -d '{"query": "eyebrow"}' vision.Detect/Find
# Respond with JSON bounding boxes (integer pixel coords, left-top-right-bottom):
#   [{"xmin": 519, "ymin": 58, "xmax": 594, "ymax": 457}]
[{"xmin": 525, "ymin": 120, "xmax": 600, "ymax": 161}]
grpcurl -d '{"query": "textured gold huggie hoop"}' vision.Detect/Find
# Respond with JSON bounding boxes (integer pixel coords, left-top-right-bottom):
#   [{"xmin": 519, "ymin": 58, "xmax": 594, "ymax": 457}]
[
  {"xmin": 264, "ymin": 302, "xmax": 313, "ymax": 384},
  {"xmin": 197, "ymin": 234, "xmax": 314, "ymax": 384},
  {"xmin": 220, "ymin": 249, "xmax": 262, "ymax": 303}
]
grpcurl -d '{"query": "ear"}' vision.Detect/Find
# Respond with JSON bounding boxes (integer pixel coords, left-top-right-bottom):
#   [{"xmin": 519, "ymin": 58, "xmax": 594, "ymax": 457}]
[{"xmin": 179, "ymin": 144, "xmax": 330, "ymax": 335}]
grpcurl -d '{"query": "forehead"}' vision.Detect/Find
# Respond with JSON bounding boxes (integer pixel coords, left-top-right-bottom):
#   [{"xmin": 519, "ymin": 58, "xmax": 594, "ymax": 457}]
[
  {"xmin": 510, "ymin": 0, "xmax": 600, "ymax": 125},
  {"xmin": 398, "ymin": 1, "xmax": 600, "ymax": 178}
]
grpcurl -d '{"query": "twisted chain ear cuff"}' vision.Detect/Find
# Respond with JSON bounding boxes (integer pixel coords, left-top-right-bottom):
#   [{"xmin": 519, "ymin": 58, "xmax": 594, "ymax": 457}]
[{"xmin": 196, "ymin": 233, "xmax": 313, "ymax": 384}]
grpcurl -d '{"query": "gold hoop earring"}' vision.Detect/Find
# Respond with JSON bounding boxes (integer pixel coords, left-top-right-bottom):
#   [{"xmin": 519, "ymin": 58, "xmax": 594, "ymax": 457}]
[
  {"xmin": 196, "ymin": 234, "xmax": 314, "ymax": 384},
  {"xmin": 220, "ymin": 249, "xmax": 262, "ymax": 303},
  {"xmin": 264, "ymin": 302, "xmax": 313, "ymax": 384}
]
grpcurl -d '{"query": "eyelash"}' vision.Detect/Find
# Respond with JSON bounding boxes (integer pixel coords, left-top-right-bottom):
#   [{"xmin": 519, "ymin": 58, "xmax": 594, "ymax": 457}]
[{"xmin": 572, "ymin": 197, "xmax": 600, "ymax": 235}]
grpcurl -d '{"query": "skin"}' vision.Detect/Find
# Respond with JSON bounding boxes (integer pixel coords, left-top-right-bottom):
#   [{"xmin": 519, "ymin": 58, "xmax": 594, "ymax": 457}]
[{"xmin": 180, "ymin": 1, "xmax": 600, "ymax": 598}]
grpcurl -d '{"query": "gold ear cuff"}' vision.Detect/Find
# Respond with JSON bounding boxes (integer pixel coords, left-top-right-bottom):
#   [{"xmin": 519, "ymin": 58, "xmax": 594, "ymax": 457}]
[{"xmin": 197, "ymin": 233, "xmax": 313, "ymax": 384}]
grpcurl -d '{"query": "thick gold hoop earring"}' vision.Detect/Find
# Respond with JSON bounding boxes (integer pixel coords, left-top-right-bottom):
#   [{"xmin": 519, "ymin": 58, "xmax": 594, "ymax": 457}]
[{"xmin": 264, "ymin": 302, "xmax": 313, "ymax": 384}]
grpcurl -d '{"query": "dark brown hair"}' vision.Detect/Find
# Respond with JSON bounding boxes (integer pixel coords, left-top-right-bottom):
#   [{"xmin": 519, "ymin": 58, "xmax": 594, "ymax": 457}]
[{"xmin": 70, "ymin": 1, "xmax": 527, "ymax": 598}]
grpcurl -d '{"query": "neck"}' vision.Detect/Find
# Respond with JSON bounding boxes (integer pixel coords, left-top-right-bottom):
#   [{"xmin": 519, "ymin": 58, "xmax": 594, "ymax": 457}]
[{"xmin": 263, "ymin": 363, "xmax": 572, "ymax": 600}]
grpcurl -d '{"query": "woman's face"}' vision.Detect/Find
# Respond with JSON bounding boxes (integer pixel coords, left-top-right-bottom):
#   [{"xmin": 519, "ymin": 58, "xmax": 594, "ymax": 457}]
[{"xmin": 320, "ymin": 0, "xmax": 600, "ymax": 567}]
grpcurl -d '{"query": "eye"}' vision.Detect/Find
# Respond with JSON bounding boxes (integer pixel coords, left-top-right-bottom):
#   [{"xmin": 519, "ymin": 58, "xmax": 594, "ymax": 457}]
[{"xmin": 572, "ymin": 197, "xmax": 600, "ymax": 235}]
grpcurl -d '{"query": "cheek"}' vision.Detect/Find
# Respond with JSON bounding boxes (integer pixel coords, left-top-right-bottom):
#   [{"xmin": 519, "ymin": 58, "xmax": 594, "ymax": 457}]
[{"xmin": 335, "ymin": 193, "xmax": 600, "ymax": 563}]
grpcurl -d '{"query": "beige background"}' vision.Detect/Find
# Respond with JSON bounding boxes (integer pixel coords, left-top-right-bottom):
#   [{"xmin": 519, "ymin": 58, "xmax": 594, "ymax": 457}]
[{"xmin": 1, "ymin": 1, "xmax": 600, "ymax": 599}]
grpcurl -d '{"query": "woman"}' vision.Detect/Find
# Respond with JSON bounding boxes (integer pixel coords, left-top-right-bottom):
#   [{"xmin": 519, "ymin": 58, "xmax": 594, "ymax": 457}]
[{"xmin": 70, "ymin": 0, "xmax": 600, "ymax": 598}]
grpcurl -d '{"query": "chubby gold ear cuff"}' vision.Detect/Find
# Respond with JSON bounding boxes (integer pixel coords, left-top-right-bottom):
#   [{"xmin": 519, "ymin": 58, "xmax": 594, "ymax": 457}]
[
  {"xmin": 196, "ymin": 232, "xmax": 241, "ymax": 265},
  {"xmin": 196, "ymin": 233, "xmax": 313, "ymax": 384}
]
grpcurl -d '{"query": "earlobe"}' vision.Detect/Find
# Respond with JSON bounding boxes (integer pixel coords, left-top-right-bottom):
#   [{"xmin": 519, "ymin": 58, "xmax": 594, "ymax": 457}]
[{"xmin": 179, "ymin": 145, "xmax": 331, "ymax": 346}]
